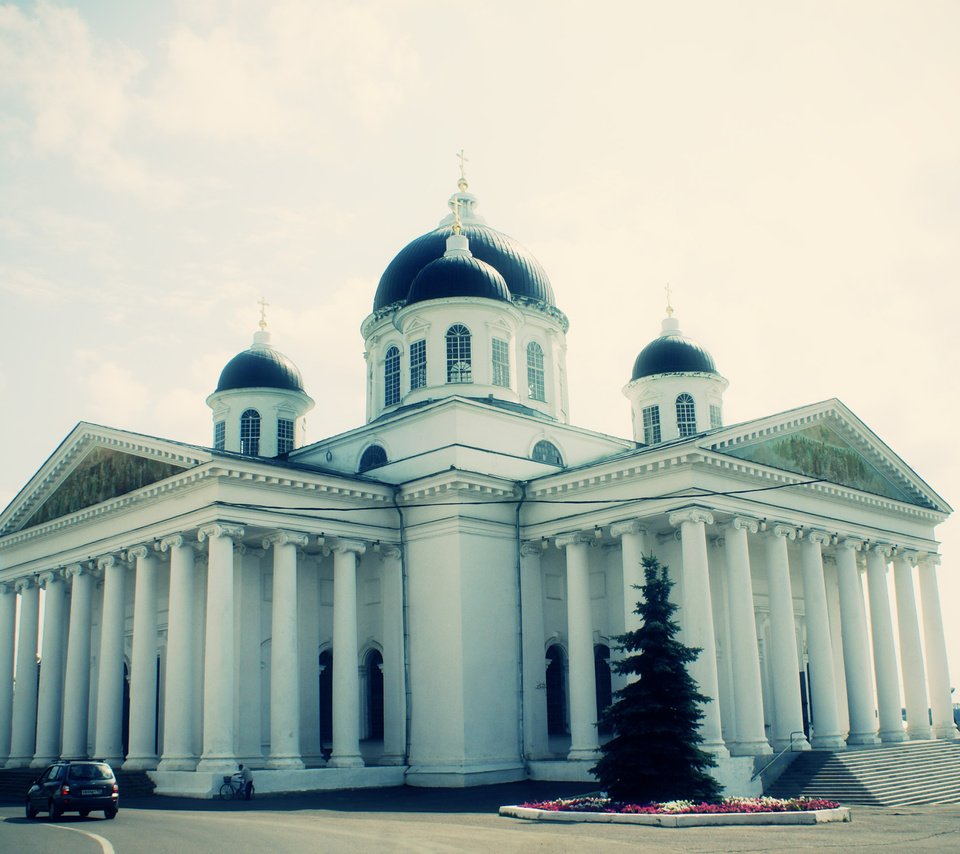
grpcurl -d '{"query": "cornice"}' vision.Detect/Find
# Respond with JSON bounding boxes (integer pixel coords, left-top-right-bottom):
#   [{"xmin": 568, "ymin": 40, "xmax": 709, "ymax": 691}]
[{"xmin": 397, "ymin": 470, "xmax": 518, "ymax": 503}]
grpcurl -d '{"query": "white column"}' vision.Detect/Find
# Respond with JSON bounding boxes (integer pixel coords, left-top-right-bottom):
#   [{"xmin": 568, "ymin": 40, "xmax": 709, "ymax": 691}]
[
  {"xmin": 61, "ymin": 564, "xmax": 94, "ymax": 759},
  {"xmin": 328, "ymin": 539, "xmax": 365, "ymax": 768},
  {"xmin": 0, "ymin": 583, "xmax": 16, "ymax": 765},
  {"xmin": 158, "ymin": 535, "xmax": 198, "ymax": 770},
  {"xmin": 32, "ymin": 570, "xmax": 68, "ymax": 766},
  {"xmin": 123, "ymin": 545, "xmax": 161, "ymax": 769},
  {"xmin": 893, "ymin": 552, "xmax": 931, "ymax": 740},
  {"xmin": 721, "ymin": 517, "xmax": 770, "ymax": 755},
  {"xmin": 197, "ymin": 523, "xmax": 244, "ymax": 772},
  {"xmin": 94, "ymin": 554, "xmax": 128, "ymax": 765},
  {"xmin": 864, "ymin": 544, "xmax": 906, "ymax": 743},
  {"xmin": 763, "ymin": 525, "xmax": 810, "ymax": 751},
  {"xmin": 668, "ymin": 508, "xmax": 727, "ymax": 756},
  {"xmin": 834, "ymin": 539, "xmax": 879, "ymax": 744},
  {"xmin": 798, "ymin": 532, "xmax": 845, "ymax": 749},
  {"xmin": 917, "ymin": 553, "xmax": 959, "ymax": 739},
  {"xmin": 8, "ymin": 578, "xmax": 41, "ymax": 767},
  {"xmin": 264, "ymin": 530, "xmax": 308, "ymax": 769},
  {"xmin": 612, "ymin": 520, "xmax": 647, "ymax": 636},
  {"xmin": 519, "ymin": 541, "xmax": 548, "ymax": 760},
  {"xmin": 556, "ymin": 532, "xmax": 600, "ymax": 761},
  {"xmin": 380, "ymin": 545, "xmax": 407, "ymax": 765}
]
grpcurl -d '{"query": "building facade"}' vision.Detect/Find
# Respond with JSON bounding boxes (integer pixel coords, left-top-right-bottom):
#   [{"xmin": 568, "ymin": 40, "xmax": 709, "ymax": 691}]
[{"xmin": 0, "ymin": 174, "xmax": 955, "ymax": 796}]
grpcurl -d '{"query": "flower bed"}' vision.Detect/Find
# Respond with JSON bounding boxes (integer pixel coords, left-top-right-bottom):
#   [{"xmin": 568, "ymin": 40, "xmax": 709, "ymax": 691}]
[{"xmin": 519, "ymin": 795, "xmax": 840, "ymax": 815}]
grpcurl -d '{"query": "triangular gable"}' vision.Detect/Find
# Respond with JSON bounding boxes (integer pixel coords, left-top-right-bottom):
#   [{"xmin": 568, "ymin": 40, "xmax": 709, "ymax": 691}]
[
  {"xmin": 706, "ymin": 400, "xmax": 950, "ymax": 512},
  {"xmin": 0, "ymin": 423, "xmax": 210, "ymax": 536}
]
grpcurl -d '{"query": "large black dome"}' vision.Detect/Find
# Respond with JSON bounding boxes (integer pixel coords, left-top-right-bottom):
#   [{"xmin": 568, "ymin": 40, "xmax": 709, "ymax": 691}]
[
  {"xmin": 374, "ymin": 224, "xmax": 554, "ymax": 310},
  {"xmin": 631, "ymin": 334, "xmax": 719, "ymax": 380},
  {"xmin": 407, "ymin": 253, "xmax": 511, "ymax": 305},
  {"xmin": 216, "ymin": 346, "xmax": 305, "ymax": 392}
]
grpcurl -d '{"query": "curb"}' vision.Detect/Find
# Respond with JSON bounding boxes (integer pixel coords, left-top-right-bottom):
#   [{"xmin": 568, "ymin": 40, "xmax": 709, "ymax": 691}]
[{"xmin": 498, "ymin": 805, "xmax": 852, "ymax": 827}]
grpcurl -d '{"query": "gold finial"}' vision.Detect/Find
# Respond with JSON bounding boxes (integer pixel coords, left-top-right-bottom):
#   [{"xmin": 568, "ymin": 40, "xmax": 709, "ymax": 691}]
[
  {"xmin": 664, "ymin": 283, "xmax": 674, "ymax": 317},
  {"xmin": 456, "ymin": 149, "xmax": 469, "ymax": 191},
  {"xmin": 257, "ymin": 296, "xmax": 270, "ymax": 331},
  {"xmin": 451, "ymin": 197, "xmax": 463, "ymax": 235}
]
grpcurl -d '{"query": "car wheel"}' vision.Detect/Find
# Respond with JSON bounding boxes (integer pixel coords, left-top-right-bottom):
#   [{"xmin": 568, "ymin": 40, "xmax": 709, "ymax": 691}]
[
  {"xmin": 104, "ymin": 807, "xmax": 117, "ymax": 820},
  {"xmin": 79, "ymin": 809, "xmax": 90, "ymax": 817},
  {"xmin": 25, "ymin": 799, "xmax": 38, "ymax": 820},
  {"xmin": 49, "ymin": 799, "xmax": 63, "ymax": 820}
]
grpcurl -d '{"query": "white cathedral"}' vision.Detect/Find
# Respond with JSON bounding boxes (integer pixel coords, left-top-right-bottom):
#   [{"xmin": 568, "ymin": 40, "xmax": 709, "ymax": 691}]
[{"xmin": 0, "ymin": 171, "xmax": 955, "ymax": 797}]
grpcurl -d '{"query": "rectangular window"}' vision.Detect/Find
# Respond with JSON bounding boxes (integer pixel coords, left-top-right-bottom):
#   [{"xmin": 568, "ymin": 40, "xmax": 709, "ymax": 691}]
[
  {"xmin": 642, "ymin": 405, "xmax": 661, "ymax": 445},
  {"xmin": 710, "ymin": 404, "xmax": 722, "ymax": 429},
  {"xmin": 409, "ymin": 339, "xmax": 426, "ymax": 390},
  {"xmin": 214, "ymin": 421, "xmax": 225, "ymax": 450},
  {"xmin": 277, "ymin": 418, "xmax": 295, "ymax": 455},
  {"xmin": 491, "ymin": 338, "xmax": 510, "ymax": 387}
]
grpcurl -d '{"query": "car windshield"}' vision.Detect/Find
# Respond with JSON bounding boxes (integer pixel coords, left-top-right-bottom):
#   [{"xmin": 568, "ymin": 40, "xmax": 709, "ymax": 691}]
[{"xmin": 67, "ymin": 764, "xmax": 113, "ymax": 781}]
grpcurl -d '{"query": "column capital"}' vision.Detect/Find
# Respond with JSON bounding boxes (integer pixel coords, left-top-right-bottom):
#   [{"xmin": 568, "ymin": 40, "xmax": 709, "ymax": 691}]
[
  {"xmin": 668, "ymin": 507, "xmax": 714, "ymax": 527},
  {"xmin": 262, "ymin": 530, "xmax": 310, "ymax": 550},
  {"xmin": 97, "ymin": 553, "xmax": 129, "ymax": 572},
  {"xmin": 125, "ymin": 544, "xmax": 155, "ymax": 562},
  {"xmin": 38, "ymin": 569, "xmax": 63, "ymax": 588},
  {"xmin": 198, "ymin": 523, "xmax": 245, "ymax": 543},
  {"xmin": 331, "ymin": 538, "xmax": 366, "ymax": 556},
  {"xmin": 610, "ymin": 519, "xmax": 645, "ymax": 539},
  {"xmin": 768, "ymin": 523, "xmax": 797, "ymax": 541},
  {"xmin": 918, "ymin": 552, "xmax": 941, "ymax": 569},
  {"xmin": 520, "ymin": 541, "xmax": 543, "ymax": 558},
  {"xmin": 867, "ymin": 542, "xmax": 893, "ymax": 558},
  {"xmin": 14, "ymin": 576, "xmax": 35, "ymax": 593},
  {"xmin": 555, "ymin": 531, "xmax": 592, "ymax": 550},
  {"xmin": 159, "ymin": 533, "xmax": 196, "ymax": 552},
  {"xmin": 376, "ymin": 544, "xmax": 402, "ymax": 561},
  {"xmin": 728, "ymin": 516, "xmax": 760, "ymax": 534},
  {"xmin": 804, "ymin": 530, "xmax": 832, "ymax": 547},
  {"xmin": 836, "ymin": 537, "xmax": 865, "ymax": 552},
  {"xmin": 0, "ymin": 580, "xmax": 13, "ymax": 594}
]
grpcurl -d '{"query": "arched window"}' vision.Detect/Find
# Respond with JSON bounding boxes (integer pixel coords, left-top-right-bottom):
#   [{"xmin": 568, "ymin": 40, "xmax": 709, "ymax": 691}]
[
  {"xmin": 364, "ymin": 649, "xmax": 384, "ymax": 741},
  {"xmin": 384, "ymin": 346, "xmax": 401, "ymax": 407},
  {"xmin": 240, "ymin": 409, "xmax": 261, "ymax": 455},
  {"xmin": 358, "ymin": 444, "xmax": 388, "ymax": 473},
  {"xmin": 526, "ymin": 341, "xmax": 545, "ymax": 401},
  {"xmin": 318, "ymin": 649, "xmax": 333, "ymax": 746},
  {"xmin": 676, "ymin": 393, "xmax": 697, "ymax": 437},
  {"xmin": 595, "ymin": 644, "xmax": 613, "ymax": 734},
  {"xmin": 446, "ymin": 324, "xmax": 471, "ymax": 383},
  {"xmin": 545, "ymin": 645, "xmax": 567, "ymax": 735},
  {"xmin": 532, "ymin": 440, "xmax": 563, "ymax": 467}
]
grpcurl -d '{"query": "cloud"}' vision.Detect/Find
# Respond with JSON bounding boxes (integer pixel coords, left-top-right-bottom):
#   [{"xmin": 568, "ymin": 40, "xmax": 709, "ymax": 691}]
[{"xmin": 73, "ymin": 350, "xmax": 151, "ymax": 423}]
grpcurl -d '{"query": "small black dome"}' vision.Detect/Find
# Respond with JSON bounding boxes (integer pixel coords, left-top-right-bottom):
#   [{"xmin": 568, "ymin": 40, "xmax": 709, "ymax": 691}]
[
  {"xmin": 216, "ymin": 346, "xmax": 305, "ymax": 392},
  {"xmin": 632, "ymin": 334, "xmax": 719, "ymax": 380},
  {"xmin": 374, "ymin": 224, "xmax": 554, "ymax": 309},
  {"xmin": 407, "ymin": 253, "xmax": 510, "ymax": 305}
]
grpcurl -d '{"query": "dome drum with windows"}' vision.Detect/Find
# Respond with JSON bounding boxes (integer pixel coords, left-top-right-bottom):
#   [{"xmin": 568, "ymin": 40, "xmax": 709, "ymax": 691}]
[
  {"xmin": 623, "ymin": 312, "xmax": 728, "ymax": 446},
  {"xmin": 361, "ymin": 172, "xmax": 570, "ymax": 424}
]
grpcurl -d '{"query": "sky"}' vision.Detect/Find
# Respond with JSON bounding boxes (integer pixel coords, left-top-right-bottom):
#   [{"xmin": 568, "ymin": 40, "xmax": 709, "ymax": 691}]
[{"xmin": 1, "ymin": 1, "xmax": 959, "ymax": 695}]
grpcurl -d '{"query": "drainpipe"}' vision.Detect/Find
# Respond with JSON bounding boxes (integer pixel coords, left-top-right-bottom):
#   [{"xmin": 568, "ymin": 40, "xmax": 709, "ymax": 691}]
[
  {"xmin": 515, "ymin": 481, "xmax": 528, "ymax": 766},
  {"xmin": 391, "ymin": 485, "xmax": 412, "ymax": 769}
]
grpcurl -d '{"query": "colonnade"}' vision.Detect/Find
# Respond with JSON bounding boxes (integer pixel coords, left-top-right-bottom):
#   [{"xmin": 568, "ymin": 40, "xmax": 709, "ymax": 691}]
[
  {"xmin": 0, "ymin": 525, "xmax": 406, "ymax": 773},
  {"xmin": 523, "ymin": 507, "xmax": 956, "ymax": 762}
]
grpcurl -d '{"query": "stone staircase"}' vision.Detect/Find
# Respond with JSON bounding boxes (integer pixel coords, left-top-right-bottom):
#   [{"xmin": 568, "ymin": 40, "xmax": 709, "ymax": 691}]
[
  {"xmin": 766, "ymin": 739, "xmax": 960, "ymax": 806},
  {"xmin": 0, "ymin": 766, "xmax": 155, "ymax": 804}
]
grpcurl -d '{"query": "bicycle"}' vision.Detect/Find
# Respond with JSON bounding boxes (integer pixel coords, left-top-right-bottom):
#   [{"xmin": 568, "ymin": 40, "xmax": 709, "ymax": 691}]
[{"xmin": 219, "ymin": 775, "xmax": 251, "ymax": 800}]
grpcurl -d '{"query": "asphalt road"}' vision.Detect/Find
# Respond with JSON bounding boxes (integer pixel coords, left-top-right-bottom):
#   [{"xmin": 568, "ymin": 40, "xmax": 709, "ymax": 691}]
[{"xmin": 1, "ymin": 784, "xmax": 959, "ymax": 853}]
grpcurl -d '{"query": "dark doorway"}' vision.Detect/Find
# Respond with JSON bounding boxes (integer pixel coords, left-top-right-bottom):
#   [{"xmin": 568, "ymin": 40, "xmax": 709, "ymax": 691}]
[
  {"xmin": 121, "ymin": 661, "xmax": 130, "ymax": 757},
  {"xmin": 318, "ymin": 650, "xmax": 333, "ymax": 746},
  {"xmin": 545, "ymin": 645, "xmax": 567, "ymax": 735},
  {"xmin": 365, "ymin": 650, "xmax": 384, "ymax": 740}
]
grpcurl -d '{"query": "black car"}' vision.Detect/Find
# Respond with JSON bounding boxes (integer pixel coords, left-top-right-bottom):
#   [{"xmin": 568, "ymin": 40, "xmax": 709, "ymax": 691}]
[{"xmin": 25, "ymin": 760, "xmax": 119, "ymax": 820}]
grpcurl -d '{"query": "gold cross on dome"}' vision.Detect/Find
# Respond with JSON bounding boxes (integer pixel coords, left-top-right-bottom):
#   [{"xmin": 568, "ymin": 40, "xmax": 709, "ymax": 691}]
[
  {"xmin": 258, "ymin": 296, "xmax": 270, "ymax": 330},
  {"xmin": 456, "ymin": 149, "xmax": 469, "ymax": 182},
  {"xmin": 451, "ymin": 197, "xmax": 463, "ymax": 234},
  {"xmin": 664, "ymin": 283, "xmax": 674, "ymax": 317}
]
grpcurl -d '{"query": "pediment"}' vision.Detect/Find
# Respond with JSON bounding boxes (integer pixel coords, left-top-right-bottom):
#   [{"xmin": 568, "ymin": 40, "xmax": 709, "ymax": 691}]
[
  {"xmin": 707, "ymin": 401, "xmax": 949, "ymax": 512},
  {"xmin": 0, "ymin": 424, "xmax": 209, "ymax": 536}
]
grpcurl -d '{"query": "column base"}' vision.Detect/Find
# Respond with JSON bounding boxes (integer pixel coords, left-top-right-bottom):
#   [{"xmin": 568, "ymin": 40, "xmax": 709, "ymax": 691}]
[
  {"xmin": 729, "ymin": 740, "xmax": 773, "ymax": 757},
  {"xmin": 771, "ymin": 735, "xmax": 809, "ymax": 752},
  {"xmin": 123, "ymin": 755, "xmax": 159, "ymax": 771},
  {"xmin": 905, "ymin": 726, "xmax": 932, "ymax": 741},
  {"xmin": 879, "ymin": 729, "xmax": 908, "ymax": 743},
  {"xmin": 327, "ymin": 754, "xmax": 364, "ymax": 769},
  {"xmin": 703, "ymin": 739, "xmax": 731, "ymax": 758},
  {"xmin": 30, "ymin": 755, "xmax": 59, "ymax": 769},
  {"xmin": 157, "ymin": 756, "xmax": 198, "ymax": 772},
  {"xmin": 933, "ymin": 723, "xmax": 960, "ymax": 740},
  {"xmin": 266, "ymin": 756, "xmax": 305, "ymax": 770},
  {"xmin": 197, "ymin": 756, "xmax": 240, "ymax": 773},
  {"xmin": 378, "ymin": 753, "xmax": 406, "ymax": 766},
  {"xmin": 5, "ymin": 755, "xmax": 34, "ymax": 769},
  {"xmin": 566, "ymin": 747, "xmax": 600, "ymax": 762},
  {"xmin": 810, "ymin": 734, "xmax": 847, "ymax": 750},
  {"xmin": 847, "ymin": 731, "xmax": 880, "ymax": 746}
]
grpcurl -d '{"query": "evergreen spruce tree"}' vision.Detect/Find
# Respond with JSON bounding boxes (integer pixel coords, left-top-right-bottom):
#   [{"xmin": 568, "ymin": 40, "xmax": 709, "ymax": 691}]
[{"xmin": 591, "ymin": 554, "xmax": 721, "ymax": 804}]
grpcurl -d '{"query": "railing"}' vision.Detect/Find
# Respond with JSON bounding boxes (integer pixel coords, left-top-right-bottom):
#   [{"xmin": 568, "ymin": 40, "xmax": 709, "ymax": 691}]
[{"xmin": 750, "ymin": 730, "xmax": 806, "ymax": 782}]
